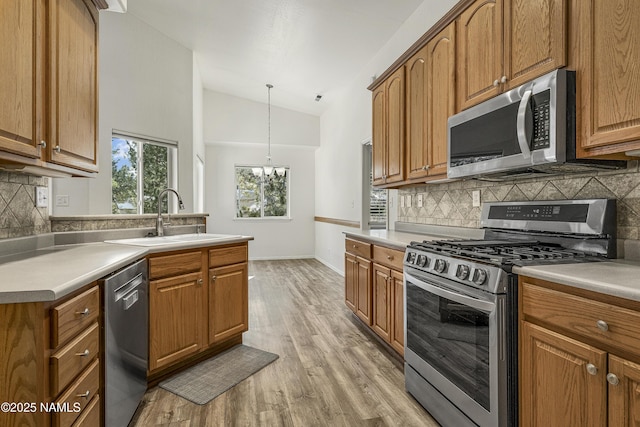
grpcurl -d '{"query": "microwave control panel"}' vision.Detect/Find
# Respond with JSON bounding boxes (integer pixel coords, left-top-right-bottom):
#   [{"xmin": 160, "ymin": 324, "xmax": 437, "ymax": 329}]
[{"xmin": 531, "ymin": 90, "xmax": 551, "ymax": 150}]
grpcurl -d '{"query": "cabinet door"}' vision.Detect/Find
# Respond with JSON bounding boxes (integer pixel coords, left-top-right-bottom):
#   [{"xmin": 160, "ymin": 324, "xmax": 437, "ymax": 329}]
[
  {"xmin": 390, "ymin": 269, "xmax": 404, "ymax": 355},
  {"xmin": 457, "ymin": 0, "xmax": 503, "ymax": 110},
  {"xmin": 573, "ymin": 0, "xmax": 640, "ymax": 155},
  {"xmin": 372, "ymin": 86, "xmax": 386, "ymax": 185},
  {"xmin": 385, "ymin": 67, "xmax": 405, "ymax": 184},
  {"xmin": 149, "ymin": 272, "xmax": 204, "ymax": 371},
  {"xmin": 48, "ymin": 0, "xmax": 99, "ymax": 172},
  {"xmin": 209, "ymin": 263, "xmax": 248, "ymax": 344},
  {"xmin": 355, "ymin": 257, "xmax": 372, "ymax": 325},
  {"xmin": 504, "ymin": 0, "xmax": 566, "ymax": 90},
  {"xmin": 0, "ymin": 0, "xmax": 44, "ymax": 159},
  {"xmin": 608, "ymin": 355, "xmax": 640, "ymax": 426},
  {"xmin": 427, "ymin": 22, "xmax": 456, "ymax": 178},
  {"xmin": 344, "ymin": 253, "xmax": 357, "ymax": 313},
  {"xmin": 520, "ymin": 322, "xmax": 607, "ymax": 427},
  {"xmin": 406, "ymin": 45, "xmax": 429, "ymax": 180},
  {"xmin": 372, "ymin": 263, "xmax": 391, "ymax": 342}
]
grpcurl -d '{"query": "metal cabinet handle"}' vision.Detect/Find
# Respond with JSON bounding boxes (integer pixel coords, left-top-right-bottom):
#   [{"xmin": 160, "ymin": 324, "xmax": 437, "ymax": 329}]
[
  {"xmin": 422, "ymin": 165, "xmax": 430, "ymax": 171},
  {"xmin": 387, "ymin": 255, "xmax": 393, "ymax": 260},
  {"xmin": 75, "ymin": 349, "xmax": 90, "ymax": 357},
  {"xmin": 38, "ymin": 140, "xmax": 47, "ymax": 148},
  {"xmin": 76, "ymin": 390, "xmax": 90, "ymax": 399},
  {"xmin": 606, "ymin": 373, "xmax": 620, "ymax": 386},
  {"xmin": 211, "ymin": 275, "xmax": 217, "ymax": 282},
  {"xmin": 586, "ymin": 363, "xmax": 598, "ymax": 375},
  {"xmin": 54, "ymin": 145, "xmax": 61, "ymax": 153},
  {"xmin": 75, "ymin": 308, "xmax": 90, "ymax": 316},
  {"xmin": 500, "ymin": 75, "xmax": 507, "ymax": 84},
  {"xmin": 197, "ymin": 279, "xmax": 203, "ymax": 285},
  {"xmin": 493, "ymin": 79, "xmax": 500, "ymax": 87},
  {"xmin": 596, "ymin": 320, "xmax": 609, "ymax": 332},
  {"xmin": 353, "ymin": 245, "xmax": 357, "ymax": 249}
]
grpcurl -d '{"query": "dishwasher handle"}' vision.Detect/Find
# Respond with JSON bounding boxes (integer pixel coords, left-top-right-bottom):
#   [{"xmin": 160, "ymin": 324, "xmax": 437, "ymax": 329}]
[
  {"xmin": 122, "ymin": 289, "xmax": 140, "ymax": 310},
  {"xmin": 114, "ymin": 273, "xmax": 144, "ymax": 302}
]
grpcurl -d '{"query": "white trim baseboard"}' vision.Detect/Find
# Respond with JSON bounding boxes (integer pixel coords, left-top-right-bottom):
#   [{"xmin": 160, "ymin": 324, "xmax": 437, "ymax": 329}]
[{"xmin": 314, "ymin": 256, "xmax": 344, "ymax": 276}]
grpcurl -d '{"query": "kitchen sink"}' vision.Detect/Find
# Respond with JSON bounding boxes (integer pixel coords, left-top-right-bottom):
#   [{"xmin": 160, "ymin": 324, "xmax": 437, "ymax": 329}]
[{"xmin": 105, "ymin": 233, "xmax": 242, "ymax": 247}]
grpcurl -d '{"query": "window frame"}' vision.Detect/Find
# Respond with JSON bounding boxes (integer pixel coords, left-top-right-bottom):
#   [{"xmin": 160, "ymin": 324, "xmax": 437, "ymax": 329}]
[
  {"xmin": 111, "ymin": 131, "xmax": 178, "ymax": 215},
  {"xmin": 234, "ymin": 164, "xmax": 291, "ymax": 220}
]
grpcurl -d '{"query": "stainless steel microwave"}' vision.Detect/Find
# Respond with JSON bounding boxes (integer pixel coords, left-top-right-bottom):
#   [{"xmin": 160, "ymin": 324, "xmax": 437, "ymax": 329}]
[{"xmin": 447, "ymin": 69, "xmax": 624, "ymax": 180}]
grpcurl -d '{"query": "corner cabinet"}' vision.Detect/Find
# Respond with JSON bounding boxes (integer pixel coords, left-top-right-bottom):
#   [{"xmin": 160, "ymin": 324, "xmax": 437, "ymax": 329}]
[
  {"xmin": 457, "ymin": 0, "xmax": 566, "ymax": 110},
  {"xmin": 520, "ymin": 276, "xmax": 640, "ymax": 426},
  {"xmin": 0, "ymin": 0, "xmax": 104, "ymax": 176},
  {"xmin": 572, "ymin": 0, "xmax": 640, "ymax": 158},
  {"xmin": 372, "ymin": 67, "xmax": 405, "ymax": 187},
  {"xmin": 345, "ymin": 236, "xmax": 404, "ymax": 356},
  {"xmin": 148, "ymin": 242, "xmax": 249, "ymax": 380}
]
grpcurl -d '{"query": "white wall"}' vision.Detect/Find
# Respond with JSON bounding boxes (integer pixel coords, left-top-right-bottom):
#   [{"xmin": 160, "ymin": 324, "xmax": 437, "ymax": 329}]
[
  {"xmin": 204, "ymin": 90, "xmax": 319, "ymax": 259},
  {"xmin": 52, "ymin": 11, "xmax": 195, "ymax": 215},
  {"xmin": 314, "ymin": 0, "xmax": 458, "ymax": 273},
  {"xmin": 193, "ymin": 54, "xmax": 205, "ymax": 213}
]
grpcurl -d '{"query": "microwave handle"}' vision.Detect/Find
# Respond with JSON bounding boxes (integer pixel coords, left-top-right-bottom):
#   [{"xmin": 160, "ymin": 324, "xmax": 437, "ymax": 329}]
[{"xmin": 516, "ymin": 89, "xmax": 533, "ymax": 159}]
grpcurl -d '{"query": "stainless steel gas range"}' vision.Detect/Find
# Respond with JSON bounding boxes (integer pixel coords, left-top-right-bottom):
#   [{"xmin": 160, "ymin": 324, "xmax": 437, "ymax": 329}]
[{"xmin": 403, "ymin": 199, "xmax": 616, "ymax": 427}]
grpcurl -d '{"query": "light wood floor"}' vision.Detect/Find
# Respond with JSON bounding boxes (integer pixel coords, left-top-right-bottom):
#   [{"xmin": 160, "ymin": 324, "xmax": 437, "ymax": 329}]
[{"xmin": 132, "ymin": 259, "xmax": 439, "ymax": 426}]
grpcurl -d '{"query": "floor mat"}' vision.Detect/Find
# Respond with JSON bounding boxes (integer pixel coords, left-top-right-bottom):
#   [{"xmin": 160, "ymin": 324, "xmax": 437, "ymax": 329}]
[{"xmin": 159, "ymin": 345, "xmax": 279, "ymax": 405}]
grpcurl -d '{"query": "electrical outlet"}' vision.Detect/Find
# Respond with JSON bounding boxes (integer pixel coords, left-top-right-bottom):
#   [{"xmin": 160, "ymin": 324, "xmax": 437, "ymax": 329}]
[
  {"xmin": 472, "ymin": 190, "xmax": 481, "ymax": 207},
  {"xmin": 35, "ymin": 187, "xmax": 48, "ymax": 208},
  {"xmin": 406, "ymin": 195, "xmax": 412, "ymax": 207},
  {"xmin": 55, "ymin": 195, "xmax": 69, "ymax": 207},
  {"xmin": 417, "ymin": 194, "xmax": 423, "ymax": 208}
]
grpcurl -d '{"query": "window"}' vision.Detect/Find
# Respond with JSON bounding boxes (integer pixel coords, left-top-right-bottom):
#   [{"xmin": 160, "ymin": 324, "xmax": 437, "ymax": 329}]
[
  {"xmin": 363, "ymin": 143, "xmax": 387, "ymax": 229},
  {"xmin": 111, "ymin": 134, "xmax": 178, "ymax": 214},
  {"xmin": 235, "ymin": 166, "xmax": 290, "ymax": 218}
]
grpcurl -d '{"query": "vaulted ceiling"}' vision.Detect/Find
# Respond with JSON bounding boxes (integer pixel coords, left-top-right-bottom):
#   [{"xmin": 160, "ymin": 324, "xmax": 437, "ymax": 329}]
[{"xmin": 127, "ymin": 0, "xmax": 424, "ymax": 116}]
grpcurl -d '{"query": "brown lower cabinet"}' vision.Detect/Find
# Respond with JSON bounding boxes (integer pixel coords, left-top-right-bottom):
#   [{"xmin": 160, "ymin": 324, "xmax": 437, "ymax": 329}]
[
  {"xmin": 0, "ymin": 282, "xmax": 102, "ymax": 427},
  {"xmin": 345, "ymin": 236, "xmax": 404, "ymax": 356},
  {"xmin": 520, "ymin": 276, "xmax": 640, "ymax": 426},
  {"xmin": 148, "ymin": 242, "xmax": 249, "ymax": 377}
]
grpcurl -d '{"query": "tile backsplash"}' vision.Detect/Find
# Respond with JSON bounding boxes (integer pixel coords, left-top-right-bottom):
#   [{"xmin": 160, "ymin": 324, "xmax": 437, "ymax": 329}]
[
  {"xmin": 0, "ymin": 171, "xmax": 50, "ymax": 239},
  {"xmin": 398, "ymin": 161, "xmax": 640, "ymax": 240}
]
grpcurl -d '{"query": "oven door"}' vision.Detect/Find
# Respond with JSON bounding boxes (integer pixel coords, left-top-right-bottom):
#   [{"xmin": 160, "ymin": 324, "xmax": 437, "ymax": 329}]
[{"xmin": 404, "ymin": 268, "xmax": 507, "ymax": 427}]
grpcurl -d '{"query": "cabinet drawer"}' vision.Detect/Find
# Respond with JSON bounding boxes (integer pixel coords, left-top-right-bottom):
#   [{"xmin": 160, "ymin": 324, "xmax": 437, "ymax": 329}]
[
  {"xmin": 345, "ymin": 238, "xmax": 372, "ymax": 259},
  {"xmin": 149, "ymin": 250, "xmax": 202, "ymax": 279},
  {"xmin": 50, "ymin": 323, "xmax": 99, "ymax": 396},
  {"xmin": 209, "ymin": 244, "xmax": 247, "ymax": 268},
  {"xmin": 522, "ymin": 282, "xmax": 640, "ymax": 355},
  {"xmin": 70, "ymin": 394, "xmax": 100, "ymax": 427},
  {"xmin": 51, "ymin": 286, "xmax": 99, "ymax": 348},
  {"xmin": 53, "ymin": 359, "xmax": 99, "ymax": 427},
  {"xmin": 372, "ymin": 245, "xmax": 404, "ymax": 271}
]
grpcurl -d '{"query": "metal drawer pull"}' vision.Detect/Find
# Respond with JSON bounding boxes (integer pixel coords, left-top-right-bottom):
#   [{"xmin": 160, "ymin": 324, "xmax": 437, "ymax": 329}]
[
  {"xmin": 211, "ymin": 275, "xmax": 217, "ymax": 282},
  {"xmin": 197, "ymin": 279, "xmax": 203, "ymax": 285},
  {"xmin": 387, "ymin": 255, "xmax": 393, "ymax": 260},
  {"xmin": 353, "ymin": 245, "xmax": 357, "ymax": 249},
  {"xmin": 38, "ymin": 140, "xmax": 47, "ymax": 148},
  {"xmin": 77, "ymin": 390, "xmax": 90, "ymax": 399},
  {"xmin": 606, "ymin": 373, "xmax": 619, "ymax": 386},
  {"xmin": 75, "ymin": 308, "xmax": 90, "ymax": 316},
  {"xmin": 596, "ymin": 320, "xmax": 609, "ymax": 331},
  {"xmin": 54, "ymin": 145, "xmax": 61, "ymax": 153},
  {"xmin": 75, "ymin": 349, "xmax": 90, "ymax": 357},
  {"xmin": 586, "ymin": 363, "xmax": 598, "ymax": 375}
]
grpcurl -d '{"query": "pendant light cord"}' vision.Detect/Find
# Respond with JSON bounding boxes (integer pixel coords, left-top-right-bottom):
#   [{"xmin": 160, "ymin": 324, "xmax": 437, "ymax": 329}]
[{"xmin": 266, "ymin": 83, "xmax": 273, "ymax": 164}]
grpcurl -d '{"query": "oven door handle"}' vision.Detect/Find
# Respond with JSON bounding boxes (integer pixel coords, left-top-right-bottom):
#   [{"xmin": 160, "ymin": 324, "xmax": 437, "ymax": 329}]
[{"xmin": 405, "ymin": 271, "xmax": 495, "ymax": 313}]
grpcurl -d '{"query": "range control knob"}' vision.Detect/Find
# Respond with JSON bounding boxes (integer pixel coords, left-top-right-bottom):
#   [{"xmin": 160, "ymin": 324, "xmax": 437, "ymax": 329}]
[
  {"xmin": 434, "ymin": 259, "xmax": 448, "ymax": 273},
  {"xmin": 407, "ymin": 252, "xmax": 417, "ymax": 264},
  {"xmin": 472, "ymin": 268, "xmax": 488, "ymax": 285},
  {"xmin": 417, "ymin": 254, "xmax": 429, "ymax": 267},
  {"xmin": 456, "ymin": 264, "xmax": 470, "ymax": 280}
]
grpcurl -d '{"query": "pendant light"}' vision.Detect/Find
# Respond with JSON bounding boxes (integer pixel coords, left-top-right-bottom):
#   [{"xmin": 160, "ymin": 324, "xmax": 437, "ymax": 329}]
[{"xmin": 263, "ymin": 83, "xmax": 274, "ymax": 177}]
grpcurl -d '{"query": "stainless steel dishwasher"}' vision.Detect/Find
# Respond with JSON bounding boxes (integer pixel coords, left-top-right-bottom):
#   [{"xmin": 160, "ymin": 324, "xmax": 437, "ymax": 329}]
[{"xmin": 101, "ymin": 258, "xmax": 148, "ymax": 427}]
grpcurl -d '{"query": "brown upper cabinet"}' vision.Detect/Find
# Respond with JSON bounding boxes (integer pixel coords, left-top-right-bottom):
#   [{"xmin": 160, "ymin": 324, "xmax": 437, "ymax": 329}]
[
  {"xmin": 572, "ymin": 0, "xmax": 640, "ymax": 158},
  {"xmin": 457, "ymin": 0, "xmax": 567, "ymax": 110},
  {"xmin": 406, "ymin": 23, "xmax": 456, "ymax": 181},
  {"xmin": 372, "ymin": 67, "xmax": 405, "ymax": 187},
  {"xmin": 0, "ymin": 0, "xmax": 103, "ymax": 176}
]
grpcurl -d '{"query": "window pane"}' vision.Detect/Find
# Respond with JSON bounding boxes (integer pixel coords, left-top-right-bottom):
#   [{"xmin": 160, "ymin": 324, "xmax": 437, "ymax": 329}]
[
  {"xmin": 236, "ymin": 167, "xmax": 261, "ymax": 217},
  {"xmin": 142, "ymin": 143, "xmax": 169, "ymax": 214},
  {"xmin": 264, "ymin": 170, "xmax": 288, "ymax": 217},
  {"xmin": 111, "ymin": 138, "xmax": 138, "ymax": 214}
]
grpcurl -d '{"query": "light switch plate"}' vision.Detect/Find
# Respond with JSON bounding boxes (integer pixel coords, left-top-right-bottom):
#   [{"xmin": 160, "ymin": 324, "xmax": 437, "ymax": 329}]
[
  {"xmin": 417, "ymin": 194, "xmax": 423, "ymax": 208},
  {"xmin": 35, "ymin": 186, "xmax": 48, "ymax": 208}
]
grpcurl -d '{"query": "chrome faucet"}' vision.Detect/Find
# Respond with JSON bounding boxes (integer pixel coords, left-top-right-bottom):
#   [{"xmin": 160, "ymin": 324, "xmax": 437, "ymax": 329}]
[{"xmin": 156, "ymin": 188, "xmax": 185, "ymax": 236}]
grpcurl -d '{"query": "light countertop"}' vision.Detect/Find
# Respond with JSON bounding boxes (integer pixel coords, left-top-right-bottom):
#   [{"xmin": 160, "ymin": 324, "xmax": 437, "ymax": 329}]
[
  {"xmin": 0, "ymin": 235, "xmax": 253, "ymax": 304},
  {"xmin": 344, "ymin": 227, "xmax": 483, "ymax": 251}
]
